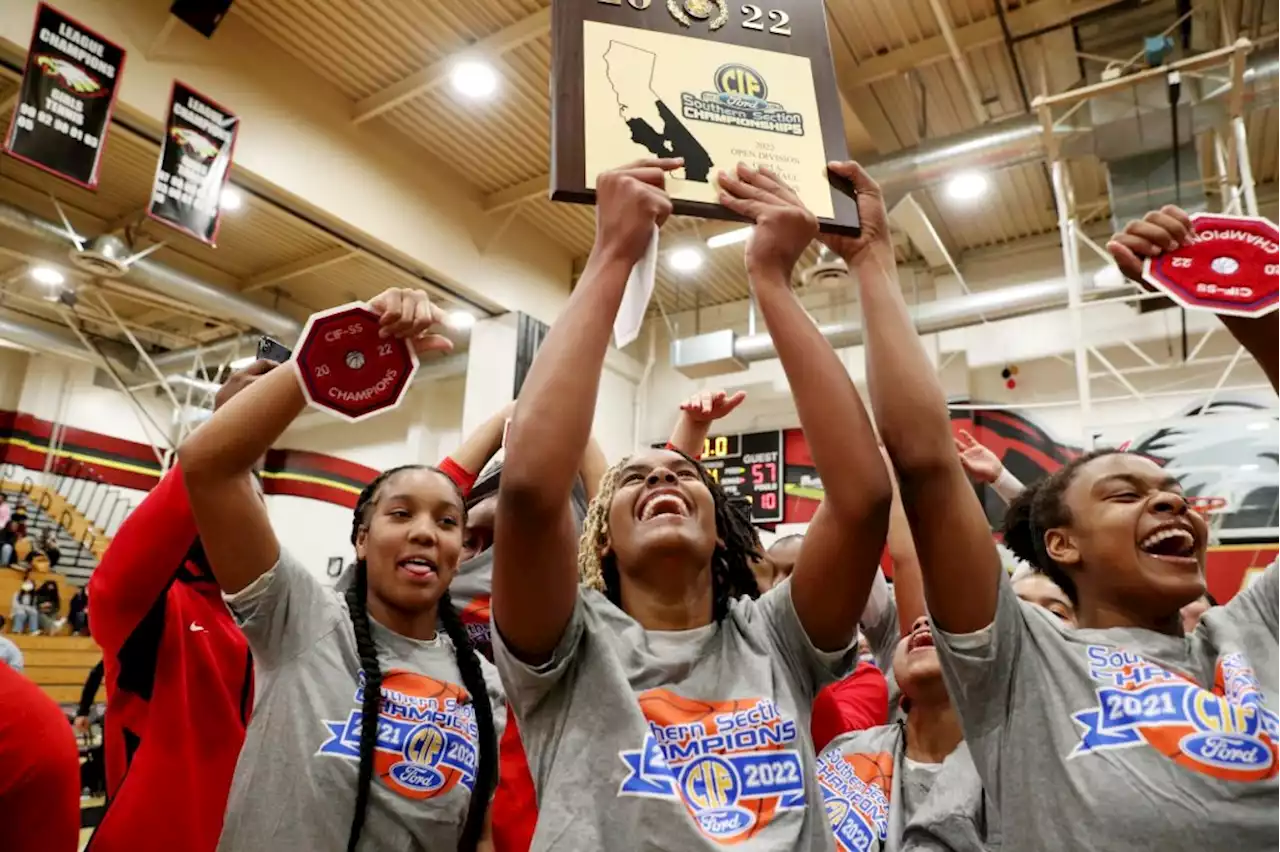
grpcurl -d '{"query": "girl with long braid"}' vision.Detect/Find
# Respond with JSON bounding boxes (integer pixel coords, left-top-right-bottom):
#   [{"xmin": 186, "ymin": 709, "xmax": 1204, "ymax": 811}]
[
  {"xmin": 492, "ymin": 158, "xmax": 892, "ymax": 850},
  {"xmin": 840, "ymin": 156, "xmax": 1278, "ymax": 852},
  {"xmin": 178, "ymin": 287, "xmax": 500, "ymax": 852}
]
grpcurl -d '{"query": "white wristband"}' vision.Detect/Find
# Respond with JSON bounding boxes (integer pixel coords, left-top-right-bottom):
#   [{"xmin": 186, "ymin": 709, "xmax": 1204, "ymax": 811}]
[{"xmin": 992, "ymin": 469, "xmax": 1025, "ymax": 504}]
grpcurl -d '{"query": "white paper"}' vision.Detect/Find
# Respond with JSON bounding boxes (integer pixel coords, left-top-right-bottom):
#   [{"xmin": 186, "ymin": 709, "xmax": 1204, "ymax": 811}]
[{"xmin": 613, "ymin": 225, "xmax": 659, "ymax": 349}]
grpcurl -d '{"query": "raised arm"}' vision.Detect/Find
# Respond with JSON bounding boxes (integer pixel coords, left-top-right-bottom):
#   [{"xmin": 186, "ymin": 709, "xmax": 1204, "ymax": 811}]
[
  {"xmin": 883, "ymin": 450, "xmax": 925, "ymax": 635},
  {"xmin": 442, "ymin": 401, "xmax": 516, "ymax": 495},
  {"xmin": 718, "ymin": 163, "xmax": 892, "ymax": 652},
  {"xmin": 825, "ymin": 162, "xmax": 1003, "ymax": 634},
  {"xmin": 89, "ymin": 362, "xmax": 275, "ymax": 654},
  {"xmin": 180, "ymin": 289, "xmax": 450, "ymax": 594},
  {"xmin": 495, "ymin": 158, "xmax": 679, "ymax": 663},
  {"xmin": 1107, "ymin": 205, "xmax": 1278, "ymax": 393},
  {"xmin": 955, "ymin": 429, "xmax": 1025, "ymax": 505},
  {"xmin": 666, "ymin": 388, "xmax": 747, "ymax": 457}
]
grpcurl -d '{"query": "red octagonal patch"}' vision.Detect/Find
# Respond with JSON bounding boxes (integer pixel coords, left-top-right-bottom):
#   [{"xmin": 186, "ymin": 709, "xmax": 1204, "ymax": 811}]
[
  {"xmin": 1143, "ymin": 213, "xmax": 1279, "ymax": 318},
  {"xmin": 294, "ymin": 302, "xmax": 419, "ymax": 423}
]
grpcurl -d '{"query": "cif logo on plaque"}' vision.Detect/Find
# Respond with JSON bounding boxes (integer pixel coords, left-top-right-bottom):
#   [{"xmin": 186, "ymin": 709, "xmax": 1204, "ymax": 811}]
[{"xmin": 682, "ymin": 63, "xmax": 806, "ymax": 137}]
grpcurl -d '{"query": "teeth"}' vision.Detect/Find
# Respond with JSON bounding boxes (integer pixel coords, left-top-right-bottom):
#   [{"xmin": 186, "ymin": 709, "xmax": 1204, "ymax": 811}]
[
  {"xmin": 1140, "ymin": 528, "xmax": 1195, "ymax": 554},
  {"xmin": 641, "ymin": 494, "xmax": 687, "ymax": 521}
]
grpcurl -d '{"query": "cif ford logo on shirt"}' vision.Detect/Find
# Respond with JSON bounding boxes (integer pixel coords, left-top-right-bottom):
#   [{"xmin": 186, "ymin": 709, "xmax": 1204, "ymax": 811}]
[
  {"xmin": 681, "ymin": 64, "xmax": 805, "ymax": 136},
  {"xmin": 1070, "ymin": 648, "xmax": 1278, "ymax": 782},
  {"xmin": 318, "ymin": 671, "xmax": 481, "ymax": 798},
  {"xmin": 618, "ymin": 690, "xmax": 806, "ymax": 842}
]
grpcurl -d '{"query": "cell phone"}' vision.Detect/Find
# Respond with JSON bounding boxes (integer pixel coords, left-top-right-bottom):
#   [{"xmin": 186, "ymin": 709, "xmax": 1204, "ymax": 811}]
[{"xmin": 257, "ymin": 336, "xmax": 293, "ymax": 364}]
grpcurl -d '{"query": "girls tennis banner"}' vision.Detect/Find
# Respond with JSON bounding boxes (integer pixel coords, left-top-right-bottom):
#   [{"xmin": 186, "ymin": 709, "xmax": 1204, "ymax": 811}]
[
  {"xmin": 148, "ymin": 81, "xmax": 239, "ymax": 245},
  {"xmin": 3, "ymin": 3, "xmax": 124, "ymax": 188}
]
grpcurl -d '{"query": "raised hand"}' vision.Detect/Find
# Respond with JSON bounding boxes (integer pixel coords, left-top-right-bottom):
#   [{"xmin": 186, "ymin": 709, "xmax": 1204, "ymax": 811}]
[
  {"xmin": 819, "ymin": 161, "xmax": 891, "ymax": 268},
  {"xmin": 1106, "ymin": 205, "xmax": 1194, "ymax": 282},
  {"xmin": 369, "ymin": 287, "xmax": 454, "ymax": 355},
  {"xmin": 215, "ymin": 359, "xmax": 276, "ymax": 411},
  {"xmin": 680, "ymin": 389, "xmax": 747, "ymax": 424},
  {"xmin": 954, "ymin": 429, "xmax": 1004, "ymax": 484},
  {"xmin": 717, "ymin": 163, "xmax": 818, "ymax": 279},
  {"xmin": 594, "ymin": 158, "xmax": 681, "ymax": 266}
]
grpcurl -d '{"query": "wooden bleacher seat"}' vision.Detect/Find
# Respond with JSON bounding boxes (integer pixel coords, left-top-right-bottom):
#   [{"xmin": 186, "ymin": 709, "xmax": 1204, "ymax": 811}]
[{"xmin": 8, "ymin": 634, "xmax": 102, "ymax": 706}]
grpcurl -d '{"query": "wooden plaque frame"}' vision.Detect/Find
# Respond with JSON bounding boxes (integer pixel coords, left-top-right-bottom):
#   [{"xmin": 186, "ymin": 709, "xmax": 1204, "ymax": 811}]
[{"xmin": 551, "ymin": 0, "xmax": 860, "ymax": 235}]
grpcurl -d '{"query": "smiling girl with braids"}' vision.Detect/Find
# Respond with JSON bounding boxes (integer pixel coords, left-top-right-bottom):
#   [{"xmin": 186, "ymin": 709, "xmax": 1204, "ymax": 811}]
[
  {"xmin": 178, "ymin": 287, "xmax": 500, "ymax": 852},
  {"xmin": 841, "ymin": 162, "xmax": 1278, "ymax": 852},
  {"xmin": 491, "ymin": 158, "xmax": 892, "ymax": 850}
]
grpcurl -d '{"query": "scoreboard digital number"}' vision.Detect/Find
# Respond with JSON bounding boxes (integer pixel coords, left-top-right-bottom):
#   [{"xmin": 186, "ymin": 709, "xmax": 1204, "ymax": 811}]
[{"xmin": 701, "ymin": 430, "xmax": 785, "ymax": 524}]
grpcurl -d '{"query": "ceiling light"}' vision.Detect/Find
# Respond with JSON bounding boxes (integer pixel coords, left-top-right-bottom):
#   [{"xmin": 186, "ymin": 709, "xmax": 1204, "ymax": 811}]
[
  {"xmin": 706, "ymin": 227, "xmax": 752, "ymax": 249},
  {"xmin": 219, "ymin": 186, "xmax": 243, "ymax": 211},
  {"xmin": 446, "ymin": 310, "xmax": 477, "ymax": 330},
  {"xmin": 1247, "ymin": 421, "xmax": 1270, "ymax": 431},
  {"xmin": 451, "ymin": 60, "xmax": 498, "ymax": 99},
  {"xmin": 1240, "ymin": 463, "xmax": 1260, "ymax": 472},
  {"xmin": 668, "ymin": 247, "xmax": 704, "ymax": 273},
  {"xmin": 30, "ymin": 266, "xmax": 64, "ymax": 286},
  {"xmin": 229, "ymin": 356, "xmax": 256, "ymax": 370},
  {"xmin": 946, "ymin": 171, "xmax": 989, "ymax": 201}
]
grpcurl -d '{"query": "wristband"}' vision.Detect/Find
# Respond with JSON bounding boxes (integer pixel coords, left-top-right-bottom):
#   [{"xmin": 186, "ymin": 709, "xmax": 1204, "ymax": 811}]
[{"xmin": 992, "ymin": 468, "xmax": 1025, "ymax": 504}]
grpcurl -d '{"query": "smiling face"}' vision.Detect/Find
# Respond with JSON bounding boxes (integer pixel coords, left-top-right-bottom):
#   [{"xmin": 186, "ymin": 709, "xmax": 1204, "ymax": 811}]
[
  {"xmin": 603, "ymin": 449, "xmax": 718, "ymax": 580},
  {"xmin": 1050, "ymin": 453, "xmax": 1208, "ymax": 620},
  {"xmin": 892, "ymin": 615, "xmax": 947, "ymax": 707},
  {"xmin": 355, "ymin": 468, "xmax": 465, "ymax": 615}
]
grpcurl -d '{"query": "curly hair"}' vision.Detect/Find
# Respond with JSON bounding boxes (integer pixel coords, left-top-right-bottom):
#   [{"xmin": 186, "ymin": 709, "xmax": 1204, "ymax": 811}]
[
  {"xmin": 344, "ymin": 465, "xmax": 495, "ymax": 852},
  {"xmin": 1000, "ymin": 449, "xmax": 1123, "ymax": 606},
  {"xmin": 578, "ymin": 448, "xmax": 761, "ymax": 620}
]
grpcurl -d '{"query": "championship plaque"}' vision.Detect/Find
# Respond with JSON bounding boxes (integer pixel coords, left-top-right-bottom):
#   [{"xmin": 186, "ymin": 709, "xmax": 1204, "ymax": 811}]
[{"xmin": 552, "ymin": 0, "xmax": 859, "ymax": 235}]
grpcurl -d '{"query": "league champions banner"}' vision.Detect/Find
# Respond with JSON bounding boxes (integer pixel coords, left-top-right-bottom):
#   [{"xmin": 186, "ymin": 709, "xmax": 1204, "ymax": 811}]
[
  {"xmin": 3, "ymin": 3, "xmax": 125, "ymax": 188},
  {"xmin": 148, "ymin": 82, "xmax": 240, "ymax": 246}
]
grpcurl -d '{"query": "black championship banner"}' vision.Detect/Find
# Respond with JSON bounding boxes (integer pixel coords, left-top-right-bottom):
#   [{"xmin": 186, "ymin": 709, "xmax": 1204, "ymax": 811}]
[
  {"xmin": 148, "ymin": 82, "xmax": 239, "ymax": 245},
  {"xmin": 3, "ymin": 3, "xmax": 125, "ymax": 188}
]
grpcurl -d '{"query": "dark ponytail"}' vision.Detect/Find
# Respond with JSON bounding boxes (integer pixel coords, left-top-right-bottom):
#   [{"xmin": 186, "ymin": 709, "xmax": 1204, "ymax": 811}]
[
  {"xmin": 344, "ymin": 562, "xmax": 382, "ymax": 852},
  {"xmin": 343, "ymin": 464, "xmax": 493, "ymax": 852},
  {"xmin": 438, "ymin": 591, "xmax": 496, "ymax": 850}
]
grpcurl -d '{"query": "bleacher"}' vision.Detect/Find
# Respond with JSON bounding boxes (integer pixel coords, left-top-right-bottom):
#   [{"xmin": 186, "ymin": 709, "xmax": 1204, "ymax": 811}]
[{"xmin": 8, "ymin": 633, "xmax": 102, "ymax": 706}]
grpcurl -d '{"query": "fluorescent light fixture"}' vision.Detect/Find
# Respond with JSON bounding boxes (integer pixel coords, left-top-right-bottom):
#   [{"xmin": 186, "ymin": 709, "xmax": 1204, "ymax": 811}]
[
  {"xmin": 446, "ymin": 310, "xmax": 477, "ymax": 330},
  {"xmin": 219, "ymin": 186, "xmax": 243, "ymax": 211},
  {"xmin": 1247, "ymin": 421, "xmax": 1271, "ymax": 431},
  {"xmin": 946, "ymin": 171, "xmax": 989, "ymax": 201},
  {"xmin": 706, "ymin": 226, "xmax": 752, "ymax": 249},
  {"xmin": 668, "ymin": 247, "xmax": 704, "ymax": 273},
  {"xmin": 1240, "ymin": 463, "xmax": 1260, "ymax": 472},
  {"xmin": 229, "ymin": 356, "xmax": 256, "ymax": 370},
  {"xmin": 451, "ymin": 60, "xmax": 499, "ymax": 99},
  {"xmin": 30, "ymin": 266, "xmax": 65, "ymax": 286}
]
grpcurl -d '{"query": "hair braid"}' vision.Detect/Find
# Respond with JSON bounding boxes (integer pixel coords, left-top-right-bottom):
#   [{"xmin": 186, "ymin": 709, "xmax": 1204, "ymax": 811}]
[
  {"xmin": 1000, "ymin": 448, "xmax": 1122, "ymax": 606},
  {"xmin": 437, "ymin": 592, "xmax": 495, "ymax": 852},
  {"xmin": 578, "ymin": 449, "xmax": 760, "ymax": 620}
]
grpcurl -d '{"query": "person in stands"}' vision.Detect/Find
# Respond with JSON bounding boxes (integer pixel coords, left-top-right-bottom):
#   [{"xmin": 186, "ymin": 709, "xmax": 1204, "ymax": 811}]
[
  {"xmin": 492, "ymin": 158, "xmax": 891, "ymax": 849},
  {"xmin": 9, "ymin": 572, "xmax": 37, "ymax": 635},
  {"xmin": 67, "ymin": 584, "xmax": 88, "ymax": 635},
  {"xmin": 39, "ymin": 529, "xmax": 61, "ymax": 571},
  {"xmin": 86, "ymin": 360, "xmax": 273, "ymax": 852},
  {"xmin": 0, "ymin": 616, "xmax": 22, "ymax": 671},
  {"xmin": 180, "ymin": 287, "xmax": 500, "ymax": 852},
  {"xmin": 849, "ymin": 160, "xmax": 1278, "ymax": 850},
  {"xmin": 0, "ymin": 516, "xmax": 20, "ymax": 567},
  {"xmin": 34, "ymin": 579, "xmax": 60, "ymax": 634},
  {"xmin": 0, "ymin": 662, "xmax": 80, "ymax": 851}
]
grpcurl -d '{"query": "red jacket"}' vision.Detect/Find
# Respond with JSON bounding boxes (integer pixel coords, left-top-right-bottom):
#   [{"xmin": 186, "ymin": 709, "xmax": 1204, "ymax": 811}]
[
  {"xmin": 87, "ymin": 465, "xmax": 252, "ymax": 852},
  {"xmin": 810, "ymin": 662, "xmax": 890, "ymax": 752},
  {"xmin": 0, "ymin": 664, "xmax": 80, "ymax": 852}
]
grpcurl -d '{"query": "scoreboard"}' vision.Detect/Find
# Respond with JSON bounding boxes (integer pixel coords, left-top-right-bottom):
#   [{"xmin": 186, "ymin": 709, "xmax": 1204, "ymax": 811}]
[{"xmin": 698, "ymin": 430, "xmax": 785, "ymax": 524}]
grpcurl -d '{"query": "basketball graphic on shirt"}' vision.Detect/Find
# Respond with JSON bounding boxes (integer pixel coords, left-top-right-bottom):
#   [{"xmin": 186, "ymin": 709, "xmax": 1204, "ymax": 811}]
[
  {"xmin": 815, "ymin": 749, "xmax": 892, "ymax": 852},
  {"xmin": 1071, "ymin": 647, "xmax": 1278, "ymax": 783},
  {"xmin": 316, "ymin": 670, "xmax": 480, "ymax": 800},
  {"xmin": 617, "ymin": 688, "xmax": 807, "ymax": 844},
  {"xmin": 459, "ymin": 595, "xmax": 491, "ymax": 648}
]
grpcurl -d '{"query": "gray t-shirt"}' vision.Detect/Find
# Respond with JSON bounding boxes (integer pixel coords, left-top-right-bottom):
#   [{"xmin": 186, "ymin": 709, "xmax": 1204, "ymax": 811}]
[
  {"xmin": 934, "ymin": 562, "xmax": 1279, "ymax": 852},
  {"xmin": 817, "ymin": 726, "xmax": 994, "ymax": 852},
  {"xmin": 218, "ymin": 551, "xmax": 506, "ymax": 852},
  {"xmin": 493, "ymin": 579, "xmax": 855, "ymax": 850}
]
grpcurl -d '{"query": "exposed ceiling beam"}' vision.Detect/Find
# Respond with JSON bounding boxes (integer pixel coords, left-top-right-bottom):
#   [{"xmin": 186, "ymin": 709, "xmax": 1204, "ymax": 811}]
[
  {"xmin": 483, "ymin": 174, "xmax": 549, "ymax": 213},
  {"xmin": 238, "ymin": 246, "xmax": 356, "ymax": 293},
  {"xmin": 843, "ymin": 0, "xmax": 1128, "ymax": 88},
  {"xmin": 352, "ymin": 7, "xmax": 551, "ymax": 124},
  {"xmin": 103, "ymin": 207, "xmax": 147, "ymax": 235}
]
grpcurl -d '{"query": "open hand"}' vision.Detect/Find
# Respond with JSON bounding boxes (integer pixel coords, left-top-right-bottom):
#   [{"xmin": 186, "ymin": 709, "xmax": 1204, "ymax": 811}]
[
  {"xmin": 73, "ymin": 715, "xmax": 90, "ymax": 736},
  {"xmin": 680, "ymin": 389, "xmax": 747, "ymax": 424},
  {"xmin": 594, "ymin": 158, "xmax": 680, "ymax": 265},
  {"xmin": 1106, "ymin": 205, "xmax": 1194, "ymax": 283},
  {"xmin": 954, "ymin": 429, "xmax": 1004, "ymax": 484},
  {"xmin": 215, "ymin": 359, "xmax": 276, "ymax": 411},
  {"xmin": 369, "ymin": 287, "xmax": 454, "ymax": 355},
  {"xmin": 717, "ymin": 163, "xmax": 817, "ymax": 279},
  {"xmin": 819, "ymin": 161, "xmax": 891, "ymax": 268}
]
